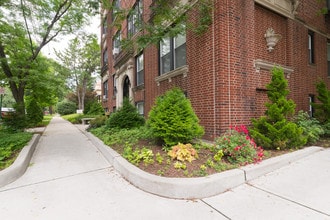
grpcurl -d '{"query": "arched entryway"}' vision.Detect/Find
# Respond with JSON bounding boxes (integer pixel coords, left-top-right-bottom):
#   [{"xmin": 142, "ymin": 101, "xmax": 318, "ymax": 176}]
[{"xmin": 123, "ymin": 75, "xmax": 130, "ymax": 98}]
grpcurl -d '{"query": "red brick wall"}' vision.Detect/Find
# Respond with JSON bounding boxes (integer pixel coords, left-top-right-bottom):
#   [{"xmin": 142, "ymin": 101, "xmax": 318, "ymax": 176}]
[{"xmin": 103, "ymin": 0, "xmax": 330, "ymax": 140}]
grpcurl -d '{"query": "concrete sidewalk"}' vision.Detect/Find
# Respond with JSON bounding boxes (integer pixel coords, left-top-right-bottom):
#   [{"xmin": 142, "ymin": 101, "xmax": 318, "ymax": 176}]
[{"xmin": 0, "ymin": 116, "xmax": 329, "ymax": 219}]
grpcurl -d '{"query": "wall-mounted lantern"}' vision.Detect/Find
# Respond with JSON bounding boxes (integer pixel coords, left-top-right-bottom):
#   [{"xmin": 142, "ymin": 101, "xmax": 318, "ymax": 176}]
[{"xmin": 264, "ymin": 28, "xmax": 282, "ymax": 52}]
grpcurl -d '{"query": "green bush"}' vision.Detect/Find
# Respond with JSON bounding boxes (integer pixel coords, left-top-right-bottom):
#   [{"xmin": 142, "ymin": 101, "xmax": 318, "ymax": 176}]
[
  {"xmin": 215, "ymin": 125, "xmax": 264, "ymax": 165},
  {"xmin": 84, "ymin": 101, "xmax": 104, "ymax": 115},
  {"xmin": 26, "ymin": 99, "xmax": 43, "ymax": 127},
  {"xmin": 57, "ymin": 100, "xmax": 77, "ymax": 115},
  {"xmin": 61, "ymin": 113, "xmax": 83, "ymax": 124},
  {"xmin": 146, "ymin": 88, "xmax": 204, "ymax": 148},
  {"xmin": 250, "ymin": 67, "xmax": 306, "ymax": 150},
  {"xmin": 88, "ymin": 115, "xmax": 108, "ymax": 129},
  {"xmin": 294, "ymin": 111, "xmax": 324, "ymax": 144},
  {"xmin": 313, "ymin": 80, "xmax": 330, "ymax": 124},
  {"xmin": 2, "ymin": 103, "xmax": 27, "ymax": 131},
  {"xmin": 106, "ymin": 98, "xmax": 145, "ymax": 129},
  {"xmin": 321, "ymin": 122, "xmax": 330, "ymax": 137}
]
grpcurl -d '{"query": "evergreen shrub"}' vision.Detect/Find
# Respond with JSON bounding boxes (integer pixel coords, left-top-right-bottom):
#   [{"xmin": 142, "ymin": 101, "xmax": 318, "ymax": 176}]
[
  {"xmin": 106, "ymin": 98, "xmax": 145, "ymax": 129},
  {"xmin": 146, "ymin": 88, "xmax": 204, "ymax": 148},
  {"xmin": 250, "ymin": 67, "xmax": 306, "ymax": 150},
  {"xmin": 88, "ymin": 115, "xmax": 107, "ymax": 129},
  {"xmin": 86, "ymin": 101, "xmax": 104, "ymax": 115},
  {"xmin": 313, "ymin": 80, "xmax": 330, "ymax": 124}
]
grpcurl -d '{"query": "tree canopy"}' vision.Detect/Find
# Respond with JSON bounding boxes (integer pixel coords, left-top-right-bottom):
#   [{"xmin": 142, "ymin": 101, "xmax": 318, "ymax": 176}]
[
  {"xmin": 0, "ymin": 0, "xmax": 99, "ymax": 121},
  {"xmin": 55, "ymin": 33, "xmax": 100, "ymax": 111}
]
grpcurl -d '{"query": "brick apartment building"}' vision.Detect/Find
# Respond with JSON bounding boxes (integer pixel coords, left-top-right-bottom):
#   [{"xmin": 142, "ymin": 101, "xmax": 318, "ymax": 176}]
[{"xmin": 100, "ymin": 0, "xmax": 330, "ymax": 140}]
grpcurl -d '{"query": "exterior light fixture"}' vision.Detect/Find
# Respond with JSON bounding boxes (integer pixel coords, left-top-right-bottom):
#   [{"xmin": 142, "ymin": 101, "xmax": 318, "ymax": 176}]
[{"xmin": 264, "ymin": 28, "xmax": 282, "ymax": 52}]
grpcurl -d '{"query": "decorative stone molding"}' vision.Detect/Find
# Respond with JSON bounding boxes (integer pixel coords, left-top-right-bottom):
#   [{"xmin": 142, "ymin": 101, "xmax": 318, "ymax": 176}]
[
  {"xmin": 254, "ymin": 59, "xmax": 294, "ymax": 78},
  {"xmin": 255, "ymin": 0, "xmax": 299, "ymax": 18},
  {"xmin": 155, "ymin": 65, "xmax": 188, "ymax": 86},
  {"xmin": 264, "ymin": 28, "xmax": 282, "ymax": 52},
  {"xmin": 115, "ymin": 58, "xmax": 134, "ymax": 77}
]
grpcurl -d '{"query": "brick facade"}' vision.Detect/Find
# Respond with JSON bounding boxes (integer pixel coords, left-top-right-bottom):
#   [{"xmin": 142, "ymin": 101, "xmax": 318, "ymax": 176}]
[{"xmin": 101, "ymin": 0, "xmax": 330, "ymax": 140}]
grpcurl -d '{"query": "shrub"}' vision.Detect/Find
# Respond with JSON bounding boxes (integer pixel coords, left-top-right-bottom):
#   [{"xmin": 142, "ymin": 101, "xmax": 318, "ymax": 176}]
[
  {"xmin": 250, "ymin": 67, "xmax": 307, "ymax": 150},
  {"xmin": 147, "ymin": 88, "xmax": 204, "ymax": 148},
  {"xmin": 313, "ymin": 80, "xmax": 330, "ymax": 124},
  {"xmin": 57, "ymin": 100, "xmax": 77, "ymax": 115},
  {"xmin": 26, "ymin": 99, "xmax": 43, "ymax": 127},
  {"xmin": 2, "ymin": 103, "xmax": 27, "ymax": 131},
  {"xmin": 215, "ymin": 125, "xmax": 264, "ymax": 165},
  {"xmin": 294, "ymin": 111, "xmax": 324, "ymax": 144},
  {"xmin": 61, "ymin": 113, "xmax": 83, "ymax": 124},
  {"xmin": 321, "ymin": 122, "xmax": 330, "ymax": 137},
  {"xmin": 106, "ymin": 98, "xmax": 145, "ymax": 129},
  {"xmin": 88, "ymin": 115, "xmax": 107, "ymax": 129},
  {"xmin": 84, "ymin": 101, "xmax": 104, "ymax": 115}
]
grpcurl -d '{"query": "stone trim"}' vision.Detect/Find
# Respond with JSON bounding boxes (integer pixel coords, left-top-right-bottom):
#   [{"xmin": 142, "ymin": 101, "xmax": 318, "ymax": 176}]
[
  {"xmin": 255, "ymin": 0, "xmax": 298, "ymax": 18},
  {"xmin": 155, "ymin": 65, "xmax": 188, "ymax": 86},
  {"xmin": 254, "ymin": 59, "xmax": 294, "ymax": 78}
]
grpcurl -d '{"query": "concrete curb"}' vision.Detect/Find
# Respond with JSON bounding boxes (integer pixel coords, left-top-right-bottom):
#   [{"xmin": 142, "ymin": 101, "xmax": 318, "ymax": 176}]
[
  {"xmin": 84, "ymin": 130, "xmax": 324, "ymax": 199},
  {"xmin": 0, "ymin": 134, "xmax": 40, "ymax": 188}
]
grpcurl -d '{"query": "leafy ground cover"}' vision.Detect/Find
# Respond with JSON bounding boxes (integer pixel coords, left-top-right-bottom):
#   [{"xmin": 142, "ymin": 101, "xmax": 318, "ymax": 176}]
[
  {"xmin": 0, "ymin": 130, "xmax": 33, "ymax": 170},
  {"xmin": 89, "ymin": 125, "xmax": 327, "ymax": 178},
  {"xmin": 0, "ymin": 115, "xmax": 53, "ymax": 170}
]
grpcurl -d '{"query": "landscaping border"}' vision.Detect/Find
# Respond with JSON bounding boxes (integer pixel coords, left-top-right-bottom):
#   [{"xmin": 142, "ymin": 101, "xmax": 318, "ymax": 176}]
[
  {"xmin": 83, "ymin": 129, "xmax": 324, "ymax": 199},
  {"xmin": 0, "ymin": 134, "xmax": 40, "ymax": 188}
]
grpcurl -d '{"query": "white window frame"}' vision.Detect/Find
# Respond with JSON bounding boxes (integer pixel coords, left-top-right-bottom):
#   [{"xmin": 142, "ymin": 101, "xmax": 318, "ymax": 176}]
[
  {"xmin": 136, "ymin": 53, "xmax": 144, "ymax": 86},
  {"xmin": 308, "ymin": 32, "xmax": 314, "ymax": 64},
  {"xmin": 113, "ymin": 31, "xmax": 121, "ymax": 56},
  {"xmin": 160, "ymin": 33, "xmax": 186, "ymax": 75},
  {"xmin": 128, "ymin": 0, "xmax": 143, "ymax": 37},
  {"xmin": 136, "ymin": 102, "xmax": 144, "ymax": 115}
]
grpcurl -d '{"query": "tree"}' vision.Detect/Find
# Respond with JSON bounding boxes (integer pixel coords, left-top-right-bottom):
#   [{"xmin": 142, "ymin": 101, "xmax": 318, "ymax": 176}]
[
  {"xmin": 0, "ymin": 0, "xmax": 98, "ymax": 121},
  {"xmin": 250, "ymin": 67, "xmax": 307, "ymax": 150},
  {"xmin": 313, "ymin": 80, "xmax": 330, "ymax": 124},
  {"xmin": 55, "ymin": 33, "xmax": 100, "ymax": 111},
  {"xmin": 105, "ymin": 0, "xmax": 213, "ymax": 51}
]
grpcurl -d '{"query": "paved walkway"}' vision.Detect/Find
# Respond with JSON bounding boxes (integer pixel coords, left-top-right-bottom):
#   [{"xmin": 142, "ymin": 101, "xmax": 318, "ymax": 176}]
[{"xmin": 1, "ymin": 116, "xmax": 330, "ymax": 219}]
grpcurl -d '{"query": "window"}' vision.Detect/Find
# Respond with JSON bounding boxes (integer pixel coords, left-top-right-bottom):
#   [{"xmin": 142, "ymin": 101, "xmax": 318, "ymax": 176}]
[
  {"xmin": 103, "ymin": 80, "xmax": 108, "ymax": 100},
  {"xmin": 308, "ymin": 31, "xmax": 314, "ymax": 64},
  {"xmin": 160, "ymin": 33, "xmax": 186, "ymax": 75},
  {"xmin": 128, "ymin": 0, "xmax": 143, "ymax": 37},
  {"xmin": 136, "ymin": 102, "xmax": 144, "ymax": 115},
  {"xmin": 136, "ymin": 53, "xmax": 144, "ymax": 86},
  {"xmin": 103, "ymin": 48, "xmax": 108, "ymax": 67},
  {"xmin": 113, "ymin": 31, "xmax": 121, "ymax": 56},
  {"xmin": 327, "ymin": 43, "xmax": 330, "ymax": 77},
  {"xmin": 112, "ymin": 0, "xmax": 120, "ymax": 21}
]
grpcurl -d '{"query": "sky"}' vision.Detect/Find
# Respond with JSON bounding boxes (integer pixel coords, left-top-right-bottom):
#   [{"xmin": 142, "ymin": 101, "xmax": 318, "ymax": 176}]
[{"xmin": 41, "ymin": 15, "xmax": 101, "ymax": 61}]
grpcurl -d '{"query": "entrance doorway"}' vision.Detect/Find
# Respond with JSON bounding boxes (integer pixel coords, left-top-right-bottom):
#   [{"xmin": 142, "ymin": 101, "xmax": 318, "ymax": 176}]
[{"xmin": 123, "ymin": 76, "xmax": 130, "ymax": 98}]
